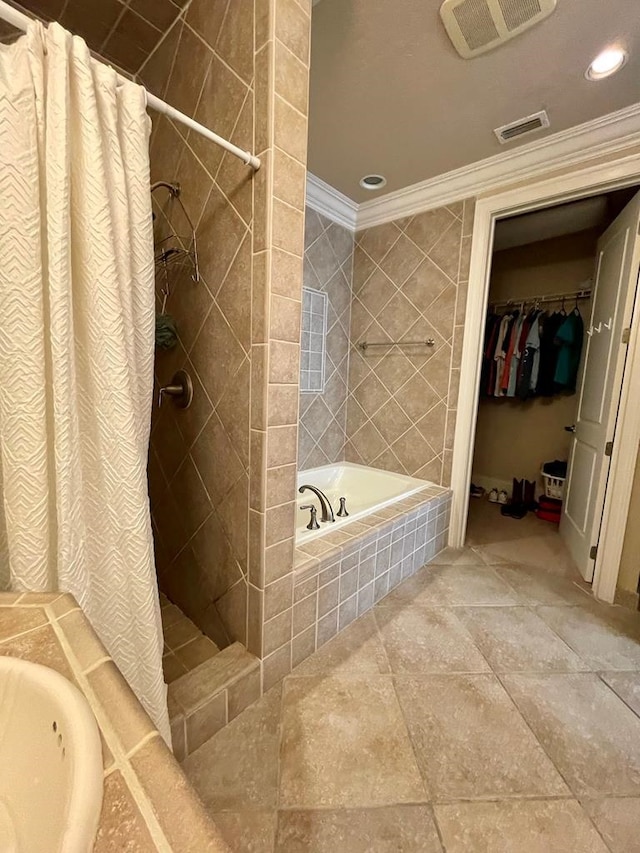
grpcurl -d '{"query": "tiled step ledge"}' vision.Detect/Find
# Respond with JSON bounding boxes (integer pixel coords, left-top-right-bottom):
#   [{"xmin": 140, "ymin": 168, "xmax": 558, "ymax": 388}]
[
  {"xmin": 168, "ymin": 642, "xmax": 261, "ymax": 760},
  {"xmin": 271, "ymin": 488, "xmax": 452, "ymax": 678}
]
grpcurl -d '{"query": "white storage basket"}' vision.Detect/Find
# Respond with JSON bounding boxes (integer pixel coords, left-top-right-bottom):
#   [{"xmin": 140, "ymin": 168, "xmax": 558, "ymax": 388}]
[{"xmin": 542, "ymin": 471, "xmax": 565, "ymax": 500}]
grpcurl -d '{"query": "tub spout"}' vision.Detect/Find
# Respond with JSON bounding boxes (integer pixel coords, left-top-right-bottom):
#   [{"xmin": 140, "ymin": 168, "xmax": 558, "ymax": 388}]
[{"xmin": 298, "ymin": 484, "xmax": 335, "ymax": 523}]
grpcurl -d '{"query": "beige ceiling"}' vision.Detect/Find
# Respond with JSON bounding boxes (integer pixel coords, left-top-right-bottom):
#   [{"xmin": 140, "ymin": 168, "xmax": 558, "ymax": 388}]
[{"xmin": 308, "ymin": 0, "xmax": 640, "ymax": 203}]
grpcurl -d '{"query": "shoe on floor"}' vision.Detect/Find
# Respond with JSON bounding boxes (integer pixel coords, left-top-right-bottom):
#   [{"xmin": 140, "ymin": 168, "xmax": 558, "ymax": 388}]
[
  {"xmin": 501, "ymin": 502, "xmax": 528, "ymax": 519},
  {"xmin": 470, "ymin": 483, "xmax": 485, "ymax": 498},
  {"xmin": 498, "ymin": 489, "xmax": 509, "ymax": 505},
  {"xmin": 488, "ymin": 488, "xmax": 499, "ymax": 503}
]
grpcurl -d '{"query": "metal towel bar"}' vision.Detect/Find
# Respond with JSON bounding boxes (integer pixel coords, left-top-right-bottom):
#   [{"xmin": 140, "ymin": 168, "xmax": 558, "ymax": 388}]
[{"xmin": 358, "ymin": 338, "xmax": 435, "ymax": 351}]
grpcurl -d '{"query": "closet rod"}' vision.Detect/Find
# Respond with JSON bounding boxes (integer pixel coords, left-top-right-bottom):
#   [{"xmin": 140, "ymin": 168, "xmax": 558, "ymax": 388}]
[
  {"xmin": 0, "ymin": 0, "xmax": 261, "ymax": 171},
  {"xmin": 490, "ymin": 287, "xmax": 592, "ymax": 310}
]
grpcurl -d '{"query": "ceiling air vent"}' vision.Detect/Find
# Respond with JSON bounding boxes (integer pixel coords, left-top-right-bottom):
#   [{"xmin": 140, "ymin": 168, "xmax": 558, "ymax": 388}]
[
  {"xmin": 494, "ymin": 110, "xmax": 550, "ymax": 144},
  {"xmin": 440, "ymin": 0, "xmax": 557, "ymax": 58}
]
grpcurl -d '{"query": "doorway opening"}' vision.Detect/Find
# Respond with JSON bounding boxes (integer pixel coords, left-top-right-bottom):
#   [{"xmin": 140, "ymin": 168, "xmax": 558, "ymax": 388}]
[{"xmin": 452, "ymin": 169, "xmax": 640, "ymax": 605}]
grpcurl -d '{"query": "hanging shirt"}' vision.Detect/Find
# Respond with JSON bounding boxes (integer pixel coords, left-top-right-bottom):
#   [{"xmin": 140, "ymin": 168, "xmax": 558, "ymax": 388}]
[
  {"xmin": 500, "ymin": 311, "xmax": 521, "ymax": 395},
  {"xmin": 537, "ymin": 312, "xmax": 566, "ymax": 397},
  {"xmin": 493, "ymin": 313, "xmax": 513, "ymax": 397},
  {"xmin": 507, "ymin": 314, "xmax": 526, "ymax": 397},
  {"xmin": 516, "ymin": 311, "xmax": 542, "ymax": 399},
  {"xmin": 482, "ymin": 314, "xmax": 501, "ymax": 396},
  {"xmin": 554, "ymin": 309, "xmax": 584, "ymax": 391},
  {"xmin": 529, "ymin": 312, "xmax": 544, "ymax": 392}
]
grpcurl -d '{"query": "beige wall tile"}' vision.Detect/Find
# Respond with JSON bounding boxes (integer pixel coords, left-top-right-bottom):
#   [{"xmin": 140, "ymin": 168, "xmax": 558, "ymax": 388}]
[
  {"xmin": 147, "ymin": 0, "xmax": 309, "ymax": 669},
  {"xmin": 346, "ymin": 201, "xmax": 471, "ymax": 479},
  {"xmin": 271, "ymin": 248, "xmax": 304, "ymax": 300},
  {"xmin": 270, "ymin": 294, "xmax": 302, "ymax": 343},
  {"xmin": 293, "ymin": 592, "xmax": 317, "ymax": 636},
  {"xmin": 87, "ymin": 661, "xmax": 156, "ymax": 755},
  {"xmin": 247, "ymin": 584, "xmax": 264, "ymax": 656},
  {"xmin": 253, "ymin": 150, "xmax": 271, "ymax": 254},
  {"xmin": 254, "ymin": 42, "xmax": 272, "ymax": 156},
  {"xmin": 267, "ymin": 425, "xmax": 298, "ymax": 467},
  {"xmin": 250, "ymin": 429, "xmax": 266, "ymax": 511},
  {"xmin": 274, "ymin": 40, "xmax": 308, "ymax": 115},
  {"xmin": 228, "ymin": 667, "xmax": 262, "ymax": 720},
  {"xmin": 263, "ymin": 608, "xmax": 293, "ymax": 656},
  {"xmin": 264, "ymin": 574, "xmax": 293, "ymax": 621},
  {"xmin": 274, "ymin": 146, "xmax": 307, "ymax": 211},
  {"xmin": 266, "ymin": 501, "xmax": 296, "ymax": 547},
  {"xmin": 186, "ymin": 691, "xmax": 228, "ymax": 753},
  {"xmin": 215, "ymin": 0, "xmax": 254, "ymax": 85},
  {"xmin": 249, "ymin": 509, "xmax": 266, "ymax": 587},
  {"xmin": 272, "ymin": 198, "xmax": 305, "ymax": 256},
  {"xmin": 265, "ymin": 538, "xmax": 295, "ymax": 585},
  {"xmin": 251, "ymin": 344, "xmax": 268, "ymax": 429},
  {"xmin": 255, "ymin": 0, "xmax": 272, "ymax": 51},
  {"xmin": 267, "ymin": 464, "xmax": 297, "ymax": 508},
  {"xmin": 269, "ymin": 340, "xmax": 300, "ymax": 384},
  {"xmin": 275, "ymin": 0, "xmax": 311, "ymax": 65},
  {"xmin": 263, "ymin": 641, "xmax": 292, "ymax": 690},
  {"xmin": 268, "ymin": 385, "xmax": 299, "ymax": 427},
  {"xmin": 274, "ymin": 95, "xmax": 308, "ymax": 165}
]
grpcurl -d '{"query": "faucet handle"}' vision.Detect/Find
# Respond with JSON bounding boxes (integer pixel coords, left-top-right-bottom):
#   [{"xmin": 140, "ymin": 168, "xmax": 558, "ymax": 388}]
[
  {"xmin": 300, "ymin": 504, "xmax": 320, "ymax": 531},
  {"xmin": 337, "ymin": 496, "xmax": 349, "ymax": 517}
]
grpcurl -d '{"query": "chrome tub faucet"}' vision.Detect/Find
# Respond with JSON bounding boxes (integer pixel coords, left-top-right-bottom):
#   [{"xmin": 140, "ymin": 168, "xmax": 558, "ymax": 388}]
[{"xmin": 298, "ymin": 484, "xmax": 335, "ymax": 522}]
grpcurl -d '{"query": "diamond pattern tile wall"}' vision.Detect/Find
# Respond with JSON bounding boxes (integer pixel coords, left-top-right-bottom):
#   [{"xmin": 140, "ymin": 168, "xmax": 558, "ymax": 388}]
[
  {"xmin": 2, "ymin": 0, "xmax": 189, "ymax": 74},
  {"xmin": 145, "ymin": 0, "xmax": 257, "ymax": 651},
  {"xmin": 345, "ymin": 200, "xmax": 474, "ymax": 485},
  {"xmin": 298, "ymin": 207, "xmax": 354, "ymax": 470}
]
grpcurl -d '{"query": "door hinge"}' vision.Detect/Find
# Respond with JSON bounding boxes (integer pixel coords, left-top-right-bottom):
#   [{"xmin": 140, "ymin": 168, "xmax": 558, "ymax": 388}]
[
  {"xmin": 622, "ymin": 327, "xmax": 631, "ymax": 344},
  {"xmin": 590, "ymin": 545, "xmax": 598, "ymax": 560},
  {"xmin": 605, "ymin": 441, "xmax": 614, "ymax": 457}
]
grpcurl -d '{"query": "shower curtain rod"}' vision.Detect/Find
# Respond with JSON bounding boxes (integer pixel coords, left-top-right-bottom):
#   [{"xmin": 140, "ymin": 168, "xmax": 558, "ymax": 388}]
[{"xmin": 0, "ymin": 0, "xmax": 261, "ymax": 171}]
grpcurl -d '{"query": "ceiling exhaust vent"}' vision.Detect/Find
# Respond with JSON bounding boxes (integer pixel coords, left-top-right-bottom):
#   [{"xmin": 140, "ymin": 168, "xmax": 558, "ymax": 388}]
[
  {"xmin": 440, "ymin": 0, "xmax": 557, "ymax": 58},
  {"xmin": 494, "ymin": 110, "xmax": 550, "ymax": 144}
]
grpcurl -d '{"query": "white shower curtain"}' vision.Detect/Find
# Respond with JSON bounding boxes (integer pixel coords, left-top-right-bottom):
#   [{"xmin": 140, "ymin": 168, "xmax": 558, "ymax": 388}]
[{"xmin": 0, "ymin": 21, "xmax": 169, "ymax": 740}]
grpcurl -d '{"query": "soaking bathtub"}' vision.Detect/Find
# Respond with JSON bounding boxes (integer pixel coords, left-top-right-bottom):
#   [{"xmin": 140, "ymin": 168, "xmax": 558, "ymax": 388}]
[{"xmin": 296, "ymin": 462, "xmax": 430, "ymax": 544}]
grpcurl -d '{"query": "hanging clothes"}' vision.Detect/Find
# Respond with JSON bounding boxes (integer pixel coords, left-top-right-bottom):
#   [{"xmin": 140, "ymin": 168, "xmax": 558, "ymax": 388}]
[
  {"xmin": 507, "ymin": 313, "xmax": 530, "ymax": 397},
  {"xmin": 499, "ymin": 311, "xmax": 521, "ymax": 395},
  {"xmin": 554, "ymin": 308, "xmax": 584, "ymax": 391},
  {"xmin": 481, "ymin": 297, "xmax": 585, "ymax": 401},
  {"xmin": 537, "ymin": 311, "xmax": 566, "ymax": 397},
  {"xmin": 516, "ymin": 311, "xmax": 543, "ymax": 400},
  {"xmin": 493, "ymin": 313, "xmax": 514, "ymax": 396}
]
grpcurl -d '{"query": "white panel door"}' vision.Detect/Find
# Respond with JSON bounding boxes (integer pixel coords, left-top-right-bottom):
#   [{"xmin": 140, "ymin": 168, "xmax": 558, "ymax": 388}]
[{"xmin": 560, "ymin": 191, "xmax": 640, "ymax": 581}]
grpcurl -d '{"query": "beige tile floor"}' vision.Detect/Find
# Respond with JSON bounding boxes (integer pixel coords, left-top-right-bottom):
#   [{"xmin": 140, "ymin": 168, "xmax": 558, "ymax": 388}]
[{"xmin": 183, "ymin": 501, "xmax": 640, "ymax": 852}]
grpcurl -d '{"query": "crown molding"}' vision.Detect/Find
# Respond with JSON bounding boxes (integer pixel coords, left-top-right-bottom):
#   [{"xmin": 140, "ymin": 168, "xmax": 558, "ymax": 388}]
[
  {"xmin": 305, "ymin": 172, "xmax": 358, "ymax": 231},
  {"xmin": 355, "ymin": 103, "xmax": 640, "ymax": 230}
]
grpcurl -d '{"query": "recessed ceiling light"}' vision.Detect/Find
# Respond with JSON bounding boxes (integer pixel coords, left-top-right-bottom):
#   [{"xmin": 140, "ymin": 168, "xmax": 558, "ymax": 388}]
[
  {"xmin": 586, "ymin": 47, "xmax": 628, "ymax": 80},
  {"xmin": 360, "ymin": 174, "xmax": 387, "ymax": 191}
]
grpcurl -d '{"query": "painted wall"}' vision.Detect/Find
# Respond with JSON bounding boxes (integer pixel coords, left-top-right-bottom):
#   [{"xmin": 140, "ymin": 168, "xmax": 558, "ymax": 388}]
[
  {"xmin": 345, "ymin": 201, "xmax": 473, "ymax": 486},
  {"xmin": 146, "ymin": 0, "xmax": 311, "ymax": 681},
  {"xmin": 298, "ymin": 207, "xmax": 354, "ymax": 469},
  {"xmin": 472, "ymin": 231, "xmax": 597, "ymax": 490},
  {"xmin": 618, "ymin": 446, "xmax": 640, "ymax": 597}
]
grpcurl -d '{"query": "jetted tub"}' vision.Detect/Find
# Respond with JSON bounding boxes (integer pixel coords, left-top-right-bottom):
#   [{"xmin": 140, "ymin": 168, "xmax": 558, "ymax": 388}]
[
  {"xmin": 296, "ymin": 462, "xmax": 431, "ymax": 544},
  {"xmin": 0, "ymin": 656, "xmax": 103, "ymax": 852}
]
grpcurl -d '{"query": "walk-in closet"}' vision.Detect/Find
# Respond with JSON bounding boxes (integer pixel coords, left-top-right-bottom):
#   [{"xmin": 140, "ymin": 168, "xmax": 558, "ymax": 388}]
[{"xmin": 468, "ymin": 186, "xmax": 640, "ymax": 597}]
